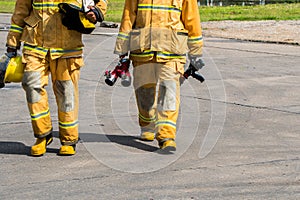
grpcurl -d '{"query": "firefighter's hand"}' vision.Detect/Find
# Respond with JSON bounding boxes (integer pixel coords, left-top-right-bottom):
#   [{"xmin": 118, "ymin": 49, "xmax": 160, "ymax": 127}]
[
  {"xmin": 188, "ymin": 54, "xmax": 205, "ymax": 71},
  {"xmin": 119, "ymin": 53, "xmax": 128, "ymax": 59},
  {"xmin": 86, "ymin": 6, "xmax": 104, "ymax": 23},
  {"xmin": 86, "ymin": 9, "xmax": 97, "ymax": 24},
  {"xmin": 6, "ymin": 47, "xmax": 17, "ymax": 58}
]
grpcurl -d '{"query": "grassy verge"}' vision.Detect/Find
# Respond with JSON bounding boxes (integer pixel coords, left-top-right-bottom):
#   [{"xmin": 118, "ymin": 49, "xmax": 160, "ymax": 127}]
[
  {"xmin": 0, "ymin": 0, "xmax": 299, "ymax": 22},
  {"xmin": 105, "ymin": 2, "xmax": 300, "ymax": 22},
  {"xmin": 105, "ymin": 0, "xmax": 125, "ymax": 22},
  {"xmin": 200, "ymin": 3, "xmax": 300, "ymax": 21},
  {"xmin": 0, "ymin": 0, "xmax": 15, "ymax": 13}
]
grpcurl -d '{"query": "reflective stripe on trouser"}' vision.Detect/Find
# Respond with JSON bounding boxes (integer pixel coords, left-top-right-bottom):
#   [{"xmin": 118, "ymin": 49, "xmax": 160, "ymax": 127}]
[
  {"xmin": 22, "ymin": 54, "xmax": 83, "ymax": 145},
  {"xmin": 133, "ymin": 60, "xmax": 183, "ymax": 141}
]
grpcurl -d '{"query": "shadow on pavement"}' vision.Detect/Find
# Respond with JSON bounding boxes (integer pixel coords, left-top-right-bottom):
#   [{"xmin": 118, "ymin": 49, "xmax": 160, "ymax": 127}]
[
  {"xmin": 80, "ymin": 133, "xmax": 159, "ymax": 152},
  {"xmin": 0, "ymin": 132, "xmax": 162, "ymax": 155},
  {"xmin": 0, "ymin": 141, "xmax": 58, "ymax": 155}
]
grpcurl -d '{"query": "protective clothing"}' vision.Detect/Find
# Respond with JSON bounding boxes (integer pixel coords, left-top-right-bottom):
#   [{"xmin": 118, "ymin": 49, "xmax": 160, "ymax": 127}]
[
  {"xmin": 140, "ymin": 131, "xmax": 155, "ymax": 141},
  {"xmin": 0, "ymin": 54, "xmax": 24, "ymax": 88},
  {"xmin": 114, "ymin": 0, "xmax": 203, "ymax": 148},
  {"xmin": 6, "ymin": 0, "xmax": 108, "ymax": 59},
  {"xmin": 114, "ymin": 0, "xmax": 203, "ymax": 64},
  {"xmin": 31, "ymin": 133, "xmax": 53, "ymax": 156},
  {"xmin": 21, "ymin": 55, "xmax": 83, "ymax": 146},
  {"xmin": 159, "ymin": 139, "xmax": 176, "ymax": 151},
  {"xmin": 59, "ymin": 3, "xmax": 96, "ymax": 34},
  {"xmin": 58, "ymin": 0, "xmax": 105, "ymax": 34},
  {"xmin": 6, "ymin": 0, "xmax": 107, "ymax": 153},
  {"xmin": 133, "ymin": 61, "xmax": 182, "ymax": 144},
  {"xmin": 59, "ymin": 145, "xmax": 76, "ymax": 155}
]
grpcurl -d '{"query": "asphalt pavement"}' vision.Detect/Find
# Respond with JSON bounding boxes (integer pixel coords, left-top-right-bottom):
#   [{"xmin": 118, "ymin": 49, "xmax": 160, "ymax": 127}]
[{"xmin": 0, "ymin": 13, "xmax": 299, "ymax": 199}]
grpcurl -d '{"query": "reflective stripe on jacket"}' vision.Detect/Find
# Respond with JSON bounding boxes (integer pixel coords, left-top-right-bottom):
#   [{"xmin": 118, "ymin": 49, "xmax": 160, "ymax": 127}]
[
  {"xmin": 6, "ymin": 0, "xmax": 108, "ymax": 59},
  {"xmin": 114, "ymin": 0, "xmax": 203, "ymax": 63}
]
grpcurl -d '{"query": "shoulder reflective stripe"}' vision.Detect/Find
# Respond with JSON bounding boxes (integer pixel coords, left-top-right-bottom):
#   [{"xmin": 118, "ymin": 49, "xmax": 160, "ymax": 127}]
[
  {"xmin": 59, "ymin": 120, "xmax": 79, "ymax": 129},
  {"xmin": 23, "ymin": 44, "xmax": 48, "ymax": 56},
  {"xmin": 188, "ymin": 36, "xmax": 203, "ymax": 44},
  {"xmin": 139, "ymin": 113, "xmax": 156, "ymax": 123},
  {"xmin": 9, "ymin": 24, "xmax": 23, "ymax": 33},
  {"xmin": 32, "ymin": 2, "xmax": 60, "ymax": 9},
  {"xmin": 117, "ymin": 32, "xmax": 129, "ymax": 40},
  {"xmin": 31, "ymin": 109, "xmax": 50, "ymax": 121},
  {"xmin": 138, "ymin": 4, "xmax": 181, "ymax": 13}
]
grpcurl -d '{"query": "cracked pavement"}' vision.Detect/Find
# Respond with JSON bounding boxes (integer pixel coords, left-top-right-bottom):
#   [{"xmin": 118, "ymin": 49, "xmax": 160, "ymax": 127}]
[{"xmin": 0, "ymin": 13, "xmax": 300, "ymax": 199}]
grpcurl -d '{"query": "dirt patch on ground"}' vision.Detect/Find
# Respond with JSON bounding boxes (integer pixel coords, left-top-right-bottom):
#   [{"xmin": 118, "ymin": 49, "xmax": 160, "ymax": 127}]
[{"xmin": 202, "ymin": 20, "xmax": 300, "ymax": 45}]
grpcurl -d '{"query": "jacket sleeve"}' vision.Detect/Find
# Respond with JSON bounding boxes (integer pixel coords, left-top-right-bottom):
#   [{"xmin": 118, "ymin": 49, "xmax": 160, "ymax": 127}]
[
  {"xmin": 114, "ymin": 0, "xmax": 138, "ymax": 55},
  {"xmin": 181, "ymin": 0, "xmax": 203, "ymax": 56},
  {"xmin": 6, "ymin": 0, "xmax": 32, "ymax": 49},
  {"xmin": 94, "ymin": 0, "xmax": 108, "ymax": 22}
]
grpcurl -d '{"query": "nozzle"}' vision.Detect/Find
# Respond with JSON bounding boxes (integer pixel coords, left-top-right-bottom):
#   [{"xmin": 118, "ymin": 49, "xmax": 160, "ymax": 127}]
[
  {"xmin": 104, "ymin": 70, "xmax": 118, "ymax": 86},
  {"xmin": 183, "ymin": 64, "xmax": 205, "ymax": 83},
  {"xmin": 105, "ymin": 77, "xmax": 117, "ymax": 86},
  {"xmin": 121, "ymin": 72, "xmax": 131, "ymax": 87}
]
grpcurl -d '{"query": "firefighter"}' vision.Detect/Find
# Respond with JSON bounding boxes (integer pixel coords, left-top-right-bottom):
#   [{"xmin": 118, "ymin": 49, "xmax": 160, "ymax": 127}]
[
  {"xmin": 6, "ymin": 0, "xmax": 108, "ymax": 156},
  {"xmin": 114, "ymin": 0, "xmax": 204, "ymax": 152}
]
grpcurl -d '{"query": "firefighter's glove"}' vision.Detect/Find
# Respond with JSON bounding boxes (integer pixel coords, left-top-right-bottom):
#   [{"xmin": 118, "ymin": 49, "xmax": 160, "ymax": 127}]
[
  {"xmin": 87, "ymin": 6, "xmax": 104, "ymax": 23},
  {"xmin": 188, "ymin": 54, "xmax": 205, "ymax": 71},
  {"xmin": 6, "ymin": 47, "xmax": 17, "ymax": 58}
]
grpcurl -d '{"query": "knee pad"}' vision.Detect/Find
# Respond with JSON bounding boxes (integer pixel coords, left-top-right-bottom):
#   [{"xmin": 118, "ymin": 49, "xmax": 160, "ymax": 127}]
[
  {"xmin": 158, "ymin": 80, "xmax": 177, "ymax": 111},
  {"xmin": 22, "ymin": 71, "xmax": 42, "ymax": 103},
  {"xmin": 54, "ymin": 80, "xmax": 74, "ymax": 112},
  {"xmin": 135, "ymin": 86, "xmax": 156, "ymax": 111}
]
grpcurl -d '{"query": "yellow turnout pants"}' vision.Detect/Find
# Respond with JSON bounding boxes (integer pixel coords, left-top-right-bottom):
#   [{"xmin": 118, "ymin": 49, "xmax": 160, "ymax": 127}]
[
  {"xmin": 132, "ymin": 60, "xmax": 183, "ymax": 142},
  {"xmin": 22, "ymin": 53, "xmax": 83, "ymax": 145}
]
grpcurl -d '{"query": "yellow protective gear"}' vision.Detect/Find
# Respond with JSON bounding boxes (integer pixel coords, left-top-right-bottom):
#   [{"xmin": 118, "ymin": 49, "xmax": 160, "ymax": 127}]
[
  {"xmin": 6, "ymin": 0, "xmax": 107, "ymax": 148},
  {"xmin": 22, "ymin": 54, "xmax": 82, "ymax": 145},
  {"xmin": 4, "ymin": 55, "xmax": 24, "ymax": 83},
  {"xmin": 140, "ymin": 132, "xmax": 155, "ymax": 141},
  {"xmin": 6, "ymin": 0, "xmax": 108, "ymax": 60},
  {"xmin": 0, "ymin": 54, "xmax": 24, "ymax": 87},
  {"xmin": 58, "ymin": 2, "xmax": 98, "ymax": 34},
  {"xmin": 114, "ymin": 0, "xmax": 203, "ymax": 63},
  {"xmin": 115, "ymin": 0, "xmax": 203, "ymax": 149},
  {"xmin": 159, "ymin": 139, "xmax": 176, "ymax": 151},
  {"xmin": 58, "ymin": 145, "xmax": 76, "ymax": 156},
  {"xmin": 133, "ymin": 60, "xmax": 183, "ymax": 143},
  {"xmin": 31, "ymin": 134, "xmax": 53, "ymax": 156}
]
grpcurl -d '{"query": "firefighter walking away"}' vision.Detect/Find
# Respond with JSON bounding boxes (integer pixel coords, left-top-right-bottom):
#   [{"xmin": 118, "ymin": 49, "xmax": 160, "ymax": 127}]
[
  {"xmin": 5, "ymin": 0, "xmax": 108, "ymax": 156},
  {"xmin": 114, "ymin": 0, "xmax": 205, "ymax": 152}
]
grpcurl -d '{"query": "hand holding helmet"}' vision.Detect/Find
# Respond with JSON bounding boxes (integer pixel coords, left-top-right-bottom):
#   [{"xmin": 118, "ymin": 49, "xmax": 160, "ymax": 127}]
[
  {"xmin": 0, "ymin": 49, "xmax": 24, "ymax": 89},
  {"xmin": 6, "ymin": 47, "xmax": 17, "ymax": 58}
]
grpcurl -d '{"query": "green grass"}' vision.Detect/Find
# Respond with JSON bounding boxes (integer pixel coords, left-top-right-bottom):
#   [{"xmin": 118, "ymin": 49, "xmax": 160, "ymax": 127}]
[
  {"xmin": 107, "ymin": 2, "xmax": 300, "ymax": 22},
  {"xmin": 200, "ymin": 3, "xmax": 300, "ymax": 21},
  {"xmin": 105, "ymin": 0, "xmax": 125, "ymax": 22},
  {"xmin": 0, "ymin": 0, "xmax": 15, "ymax": 13},
  {"xmin": 0, "ymin": 0, "xmax": 299, "ymax": 22}
]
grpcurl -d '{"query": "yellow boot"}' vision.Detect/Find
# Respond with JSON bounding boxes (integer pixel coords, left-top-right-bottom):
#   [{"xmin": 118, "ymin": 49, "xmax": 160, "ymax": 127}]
[
  {"xmin": 159, "ymin": 139, "xmax": 176, "ymax": 152},
  {"xmin": 31, "ymin": 134, "xmax": 53, "ymax": 156},
  {"xmin": 140, "ymin": 132, "xmax": 155, "ymax": 141},
  {"xmin": 58, "ymin": 145, "xmax": 76, "ymax": 156}
]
